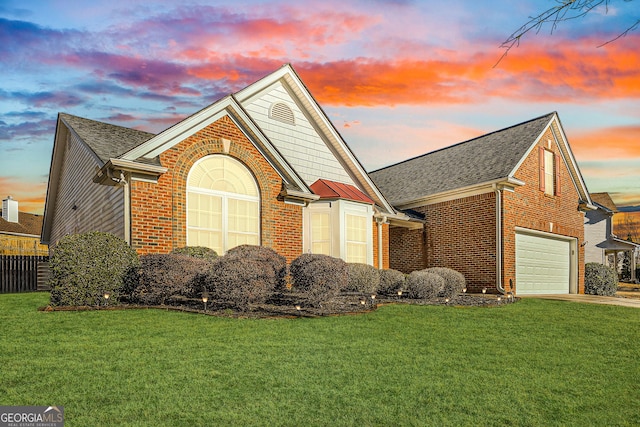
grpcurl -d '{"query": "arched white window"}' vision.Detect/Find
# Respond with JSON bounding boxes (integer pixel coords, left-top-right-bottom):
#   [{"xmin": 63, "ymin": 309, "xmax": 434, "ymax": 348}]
[{"xmin": 187, "ymin": 155, "xmax": 260, "ymax": 255}]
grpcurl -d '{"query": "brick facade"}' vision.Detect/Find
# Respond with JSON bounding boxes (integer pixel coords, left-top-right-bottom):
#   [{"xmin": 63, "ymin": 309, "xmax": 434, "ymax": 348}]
[
  {"xmin": 502, "ymin": 128, "xmax": 585, "ymax": 294},
  {"xmin": 130, "ymin": 115, "xmax": 304, "ymax": 262},
  {"xmin": 373, "ymin": 222, "xmax": 390, "ymax": 269},
  {"xmin": 389, "ymin": 127, "xmax": 585, "ymax": 294},
  {"xmin": 389, "ymin": 193, "xmax": 497, "ymax": 292}
]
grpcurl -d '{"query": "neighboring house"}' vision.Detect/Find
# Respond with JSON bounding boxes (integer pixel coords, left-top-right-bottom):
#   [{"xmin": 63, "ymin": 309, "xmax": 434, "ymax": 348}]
[
  {"xmin": 1, "ymin": 196, "xmax": 48, "ymax": 256},
  {"xmin": 370, "ymin": 112, "xmax": 594, "ymax": 295},
  {"xmin": 42, "ymin": 65, "xmax": 415, "ymax": 267},
  {"xmin": 585, "ymin": 192, "xmax": 638, "ymax": 282}
]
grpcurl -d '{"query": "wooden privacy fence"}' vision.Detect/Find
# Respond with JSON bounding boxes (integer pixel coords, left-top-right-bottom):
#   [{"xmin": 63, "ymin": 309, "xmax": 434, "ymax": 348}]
[{"xmin": 0, "ymin": 255, "xmax": 50, "ymax": 293}]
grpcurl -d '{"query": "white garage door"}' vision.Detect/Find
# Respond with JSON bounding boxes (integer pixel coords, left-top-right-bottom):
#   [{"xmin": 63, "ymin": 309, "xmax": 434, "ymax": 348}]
[{"xmin": 516, "ymin": 233, "xmax": 570, "ymax": 295}]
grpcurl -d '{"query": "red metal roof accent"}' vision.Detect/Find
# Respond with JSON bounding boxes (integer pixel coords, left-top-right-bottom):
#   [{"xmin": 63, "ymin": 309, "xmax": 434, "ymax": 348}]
[{"xmin": 310, "ymin": 179, "xmax": 374, "ymax": 204}]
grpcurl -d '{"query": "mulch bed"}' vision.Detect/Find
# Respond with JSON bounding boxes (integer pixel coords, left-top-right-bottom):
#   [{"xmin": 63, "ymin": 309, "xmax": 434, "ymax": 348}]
[{"xmin": 39, "ymin": 292, "xmax": 519, "ymax": 318}]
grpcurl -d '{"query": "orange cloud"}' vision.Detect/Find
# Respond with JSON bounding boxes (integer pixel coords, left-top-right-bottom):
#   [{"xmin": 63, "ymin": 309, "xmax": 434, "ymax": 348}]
[
  {"xmin": 287, "ymin": 34, "xmax": 640, "ymax": 107},
  {"xmin": 0, "ymin": 177, "xmax": 47, "ymax": 214},
  {"xmin": 571, "ymin": 125, "xmax": 640, "ymax": 161}
]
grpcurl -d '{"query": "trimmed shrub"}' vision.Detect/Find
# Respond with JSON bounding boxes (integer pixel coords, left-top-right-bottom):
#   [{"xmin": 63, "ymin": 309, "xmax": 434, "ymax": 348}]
[
  {"xmin": 200, "ymin": 246, "xmax": 286, "ymax": 310},
  {"xmin": 404, "ymin": 271, "xmax": 445, "ymax": 300},
  {"xmin": 585, "ymin": 262, "xmax": 618, "ymax": 296},
  {"xmin": 290, "ymin": 254, "xmax": 348, "ymax": 307},
  {"xmin": 226, "ymin": 245, "xmax": 288, "ymax": 291},
  {"xmin": 49, "ymin": 232, "xmax": 139, "ymax": 307},
  {"xmin": 129, "ymin": 254, "xmax": 211, "ymax": 305},
  {"xmin": 424, "ymin": 267, "xmax": 466, "ymax": 298},
  {"xmin": 378, "ymin": 269, "xmax": 406, "ymax": 296},
  {"xmin": 345, "ymin": 263, "xmax": 380, "ymax": 294},
  {"xmin": 171, "ymin": 246, "xmax": 218, "ymax": 261}
]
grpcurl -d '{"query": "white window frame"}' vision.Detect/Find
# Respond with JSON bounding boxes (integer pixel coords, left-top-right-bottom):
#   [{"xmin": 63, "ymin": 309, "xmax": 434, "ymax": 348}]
[
  {"xmin": 544, "ymin": 150, "xmax": 555, "ymax": 196},
  {"xmin": 303, "ymin": 200, "xmax": 373, "ymax": 265},
  {"xmin": 186, "ymin": 155, "xmax": 260, "ymax": 254}
]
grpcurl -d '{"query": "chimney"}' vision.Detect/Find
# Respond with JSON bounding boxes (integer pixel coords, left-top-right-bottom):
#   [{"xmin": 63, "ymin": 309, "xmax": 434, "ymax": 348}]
[{"xmin": 2, "ymin": 196, "xmax": 19, "ymax": 223}]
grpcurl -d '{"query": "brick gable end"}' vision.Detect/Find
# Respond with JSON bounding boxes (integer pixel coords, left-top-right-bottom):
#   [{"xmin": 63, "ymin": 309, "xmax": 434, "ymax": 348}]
[{"xmin": 129, "ymin": 115, "xmax": 303, "ymax": 262}]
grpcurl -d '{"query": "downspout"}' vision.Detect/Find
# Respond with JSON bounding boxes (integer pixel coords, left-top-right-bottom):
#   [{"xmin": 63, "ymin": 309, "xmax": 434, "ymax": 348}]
[
  {"xmin": 376, "ymin": 216, "xmax": 386, "ymax": 269},
  {"xmin": 494, "ymin": 184, "xmax": 505, "ymax": 294},
  {"xmin": 122, "ymin": 172, "xmax": 130, "ymax": 245}
]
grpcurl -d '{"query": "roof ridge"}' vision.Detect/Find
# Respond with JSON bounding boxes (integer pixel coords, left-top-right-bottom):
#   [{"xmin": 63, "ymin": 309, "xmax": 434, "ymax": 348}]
[
  {"xmin": 59, "ymin": 112, "xmax": 156, "ymax": 136},
  {"xmin": 370, "ymin": 112, "xmax": 556, "ymax": 173}
]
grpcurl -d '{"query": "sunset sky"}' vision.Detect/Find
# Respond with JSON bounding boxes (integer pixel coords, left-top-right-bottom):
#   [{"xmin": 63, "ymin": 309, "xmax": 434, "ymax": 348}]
[{"xmin": 1, "ymin": 0, "xmax": 639, "ymax": 214}]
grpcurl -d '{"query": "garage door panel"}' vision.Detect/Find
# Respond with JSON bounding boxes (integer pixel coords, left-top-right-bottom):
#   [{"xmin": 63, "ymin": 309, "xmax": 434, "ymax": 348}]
[{"xmin": 516, "ymin": 233, "xmax": 570, "ymax": 295}]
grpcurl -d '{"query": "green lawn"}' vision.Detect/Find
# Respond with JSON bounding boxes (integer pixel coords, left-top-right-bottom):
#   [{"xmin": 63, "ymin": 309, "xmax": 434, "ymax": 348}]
[{"xmin": 1, "ymin": 293, "xmax": 638, "ymax": 426}]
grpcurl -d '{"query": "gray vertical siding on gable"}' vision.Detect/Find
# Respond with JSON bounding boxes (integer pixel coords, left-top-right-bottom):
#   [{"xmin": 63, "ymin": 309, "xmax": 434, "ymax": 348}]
[
  {"xmin": 243, "ymin": 83, "xmax": 355, "ymax": 186},
  {"xmin": 48, "ymin": 132, "xmax": 125, "ymax": 249},
  {"xmin": 584, "ymin": 209, "xmax": 608, "ymax": 264}
]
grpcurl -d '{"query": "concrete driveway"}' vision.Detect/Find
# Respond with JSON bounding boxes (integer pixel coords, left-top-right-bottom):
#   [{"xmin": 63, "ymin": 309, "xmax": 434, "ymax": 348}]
[{"xmin": 523, "ymin": 294, "xmax": 640, "ymax": 308}]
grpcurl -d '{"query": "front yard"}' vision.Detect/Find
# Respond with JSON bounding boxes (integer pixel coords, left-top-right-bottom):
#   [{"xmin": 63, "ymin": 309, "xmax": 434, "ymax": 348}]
[{"xmin": 1, "ymin": 292, "xmax": 638, "ymax": 426}]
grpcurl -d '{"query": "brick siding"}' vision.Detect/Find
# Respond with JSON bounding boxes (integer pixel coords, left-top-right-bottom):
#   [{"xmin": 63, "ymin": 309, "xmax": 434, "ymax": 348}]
[
  {"xmin": 373, "ymin": 222, "xmax": 390, "ymax": 269},
  {"xmin": 502, "ymin": 128, "xmax": 585, "ymax": 294},
  {"xmin": 389, "ymin": 127, "xmax": 585, "ymax": 294},
  {"xmin": 130, "ymin": 115, "xmax": 303, "ymax": 262}
]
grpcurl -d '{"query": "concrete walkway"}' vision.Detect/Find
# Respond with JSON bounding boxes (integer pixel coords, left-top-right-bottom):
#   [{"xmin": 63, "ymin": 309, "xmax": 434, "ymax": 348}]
[{"xmin": 523, "ymin": 294, "xmax": 640, "ymax": 308}]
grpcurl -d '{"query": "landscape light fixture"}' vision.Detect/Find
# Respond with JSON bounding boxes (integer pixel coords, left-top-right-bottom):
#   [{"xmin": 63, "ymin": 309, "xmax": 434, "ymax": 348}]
[
  {"xmin": 482, "ymin": 288, "xmax": 487, "ymax": 294},
  {"xmin": 103, "ymin": 292, "xmax": 110, "ymax": 307},
  {"xmin": 445, "ymin": 298, "xmax": 450, "ymax": 304},
  {"xmin": 360, "ymin": 299, "xmax": 366, "ymax": 305},
  {"xmin": 462, "ymin": 288, "xmax": 467, "ymax": 294},
  {"xmin": 202, "ymin": 294, "xmax": 208, "ymax": 312}
]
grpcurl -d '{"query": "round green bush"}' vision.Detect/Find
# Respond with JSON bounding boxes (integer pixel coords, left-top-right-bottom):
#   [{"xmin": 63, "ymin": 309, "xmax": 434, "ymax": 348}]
[
  {"xmin": 290, "ymin": 254, "xmax": 348, "ymax": 307},
  {"xmin": 404, "ymin": 271, "xmax": 445, "ymax": 300},
  {"xmin": 171, "ymin": 246, "xmax": 218, "ymax": 261},
  {"xmin": 378, "ymin": 269, "xmax": 406, "ymax": 295},
  {"xmin": 49, "ymin": 231, "xmax": 139, "ymax": 306},
  {"xmin": 129, "ymin": 253, "xmax": 211, "ymax": 305},
  {"xmin": 585, "ymin": 262, "xmax": 618, "ymax": 296},
  {"xmin": 345, "ymin": 263, "xmax": 380, "ymax": 294},
  {"xmin": 424, "ymin": 267, "xmax": 466, "ymax": 298}
]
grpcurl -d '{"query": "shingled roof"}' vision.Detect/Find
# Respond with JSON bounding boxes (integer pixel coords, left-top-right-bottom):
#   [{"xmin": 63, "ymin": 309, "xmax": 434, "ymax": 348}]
[
  {"xmin": 369, "ymin": 113, "xmax": 555, "ymax": 206},
  {"xmin": 590, "ymin": 192, "xmax": 618, "ymax": 213},
  {"xmin": 0, "ymin": 211, "xmax": 44, "ymax": 237},
  {"xmin": 59, "ymin": 113, "xmax": 157, "ymax": 165}
]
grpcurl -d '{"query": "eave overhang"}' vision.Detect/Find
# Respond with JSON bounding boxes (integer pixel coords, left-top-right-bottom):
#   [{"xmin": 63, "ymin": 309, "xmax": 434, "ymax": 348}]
[
  {"xmin": 93, "ymin": 158, "xmax": 168, "ymax": 185},
  {"xmin": 394, "ymin": 176, "xmax": 525, "ymax": 210}
]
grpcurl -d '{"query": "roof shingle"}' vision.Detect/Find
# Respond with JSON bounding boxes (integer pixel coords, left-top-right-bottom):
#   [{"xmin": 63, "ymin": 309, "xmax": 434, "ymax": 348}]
[
  {"xmin": 59, "ymin": 113, "xmax": 157, "ymax": 164},
  {"xmin": 370, "ymin": 113, "xmax": 555, "ymax": 205},
  {"xmin": 0, "ymin": 211, "xmax": 44, "ymax": 236}
]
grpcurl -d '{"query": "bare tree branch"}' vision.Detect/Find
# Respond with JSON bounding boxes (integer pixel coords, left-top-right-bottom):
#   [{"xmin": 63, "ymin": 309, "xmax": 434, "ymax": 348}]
[{"xmin": 495, "ymin": 0, "xmax": 638, "ymax": 67}]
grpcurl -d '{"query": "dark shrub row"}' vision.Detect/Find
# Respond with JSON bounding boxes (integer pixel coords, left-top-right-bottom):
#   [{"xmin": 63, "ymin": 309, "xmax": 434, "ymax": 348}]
[{"xmin": 48, "ymin": 232, "xmax": 468, "ymax": 310}]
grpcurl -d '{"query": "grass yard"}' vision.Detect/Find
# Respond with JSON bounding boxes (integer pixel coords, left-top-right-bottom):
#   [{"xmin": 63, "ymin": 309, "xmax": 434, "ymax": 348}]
[{"xmin": 1, "ymin": 293, "xmax": 639, "ymax": 426}]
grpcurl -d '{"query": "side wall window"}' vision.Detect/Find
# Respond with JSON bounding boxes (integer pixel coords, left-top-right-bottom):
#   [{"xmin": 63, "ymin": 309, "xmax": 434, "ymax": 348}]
[
  {"xmin": 187, "ymin": 155, "xmax": 260, "ymax": 254},
  {"xmin": 304, "ymin": 200, "xmax": 373, "ymax": 265}
]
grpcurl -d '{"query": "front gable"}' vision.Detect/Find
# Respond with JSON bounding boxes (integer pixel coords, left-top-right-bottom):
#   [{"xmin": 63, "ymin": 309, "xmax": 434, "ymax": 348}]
[
  {"xmin": 509, "ymin": 113, "xmax": 592, "ymax": 208},
  {"xmin": 235, "ymin": 64, "xmax": 396, "ymax": 215},
  {"xmin": 239, "ymin": 80, "xmax": 355, "ymax": 186}
]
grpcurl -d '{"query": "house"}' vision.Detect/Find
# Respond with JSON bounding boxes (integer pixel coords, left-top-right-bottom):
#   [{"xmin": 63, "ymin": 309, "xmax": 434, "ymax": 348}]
[
  {"xmin": 370, "ymin": 112, "xmax": 594, "ymax": 295},
  {"xmin": 41, "ymin": 65, "xmax": 415, "ymax": 267},
  {"xmin": 585, "ymin": 192, "xmax": 638, "ymax": 282},
  {"xmin": 1, "ymin": 196, "xmax": 48, "ymax": 256}
]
